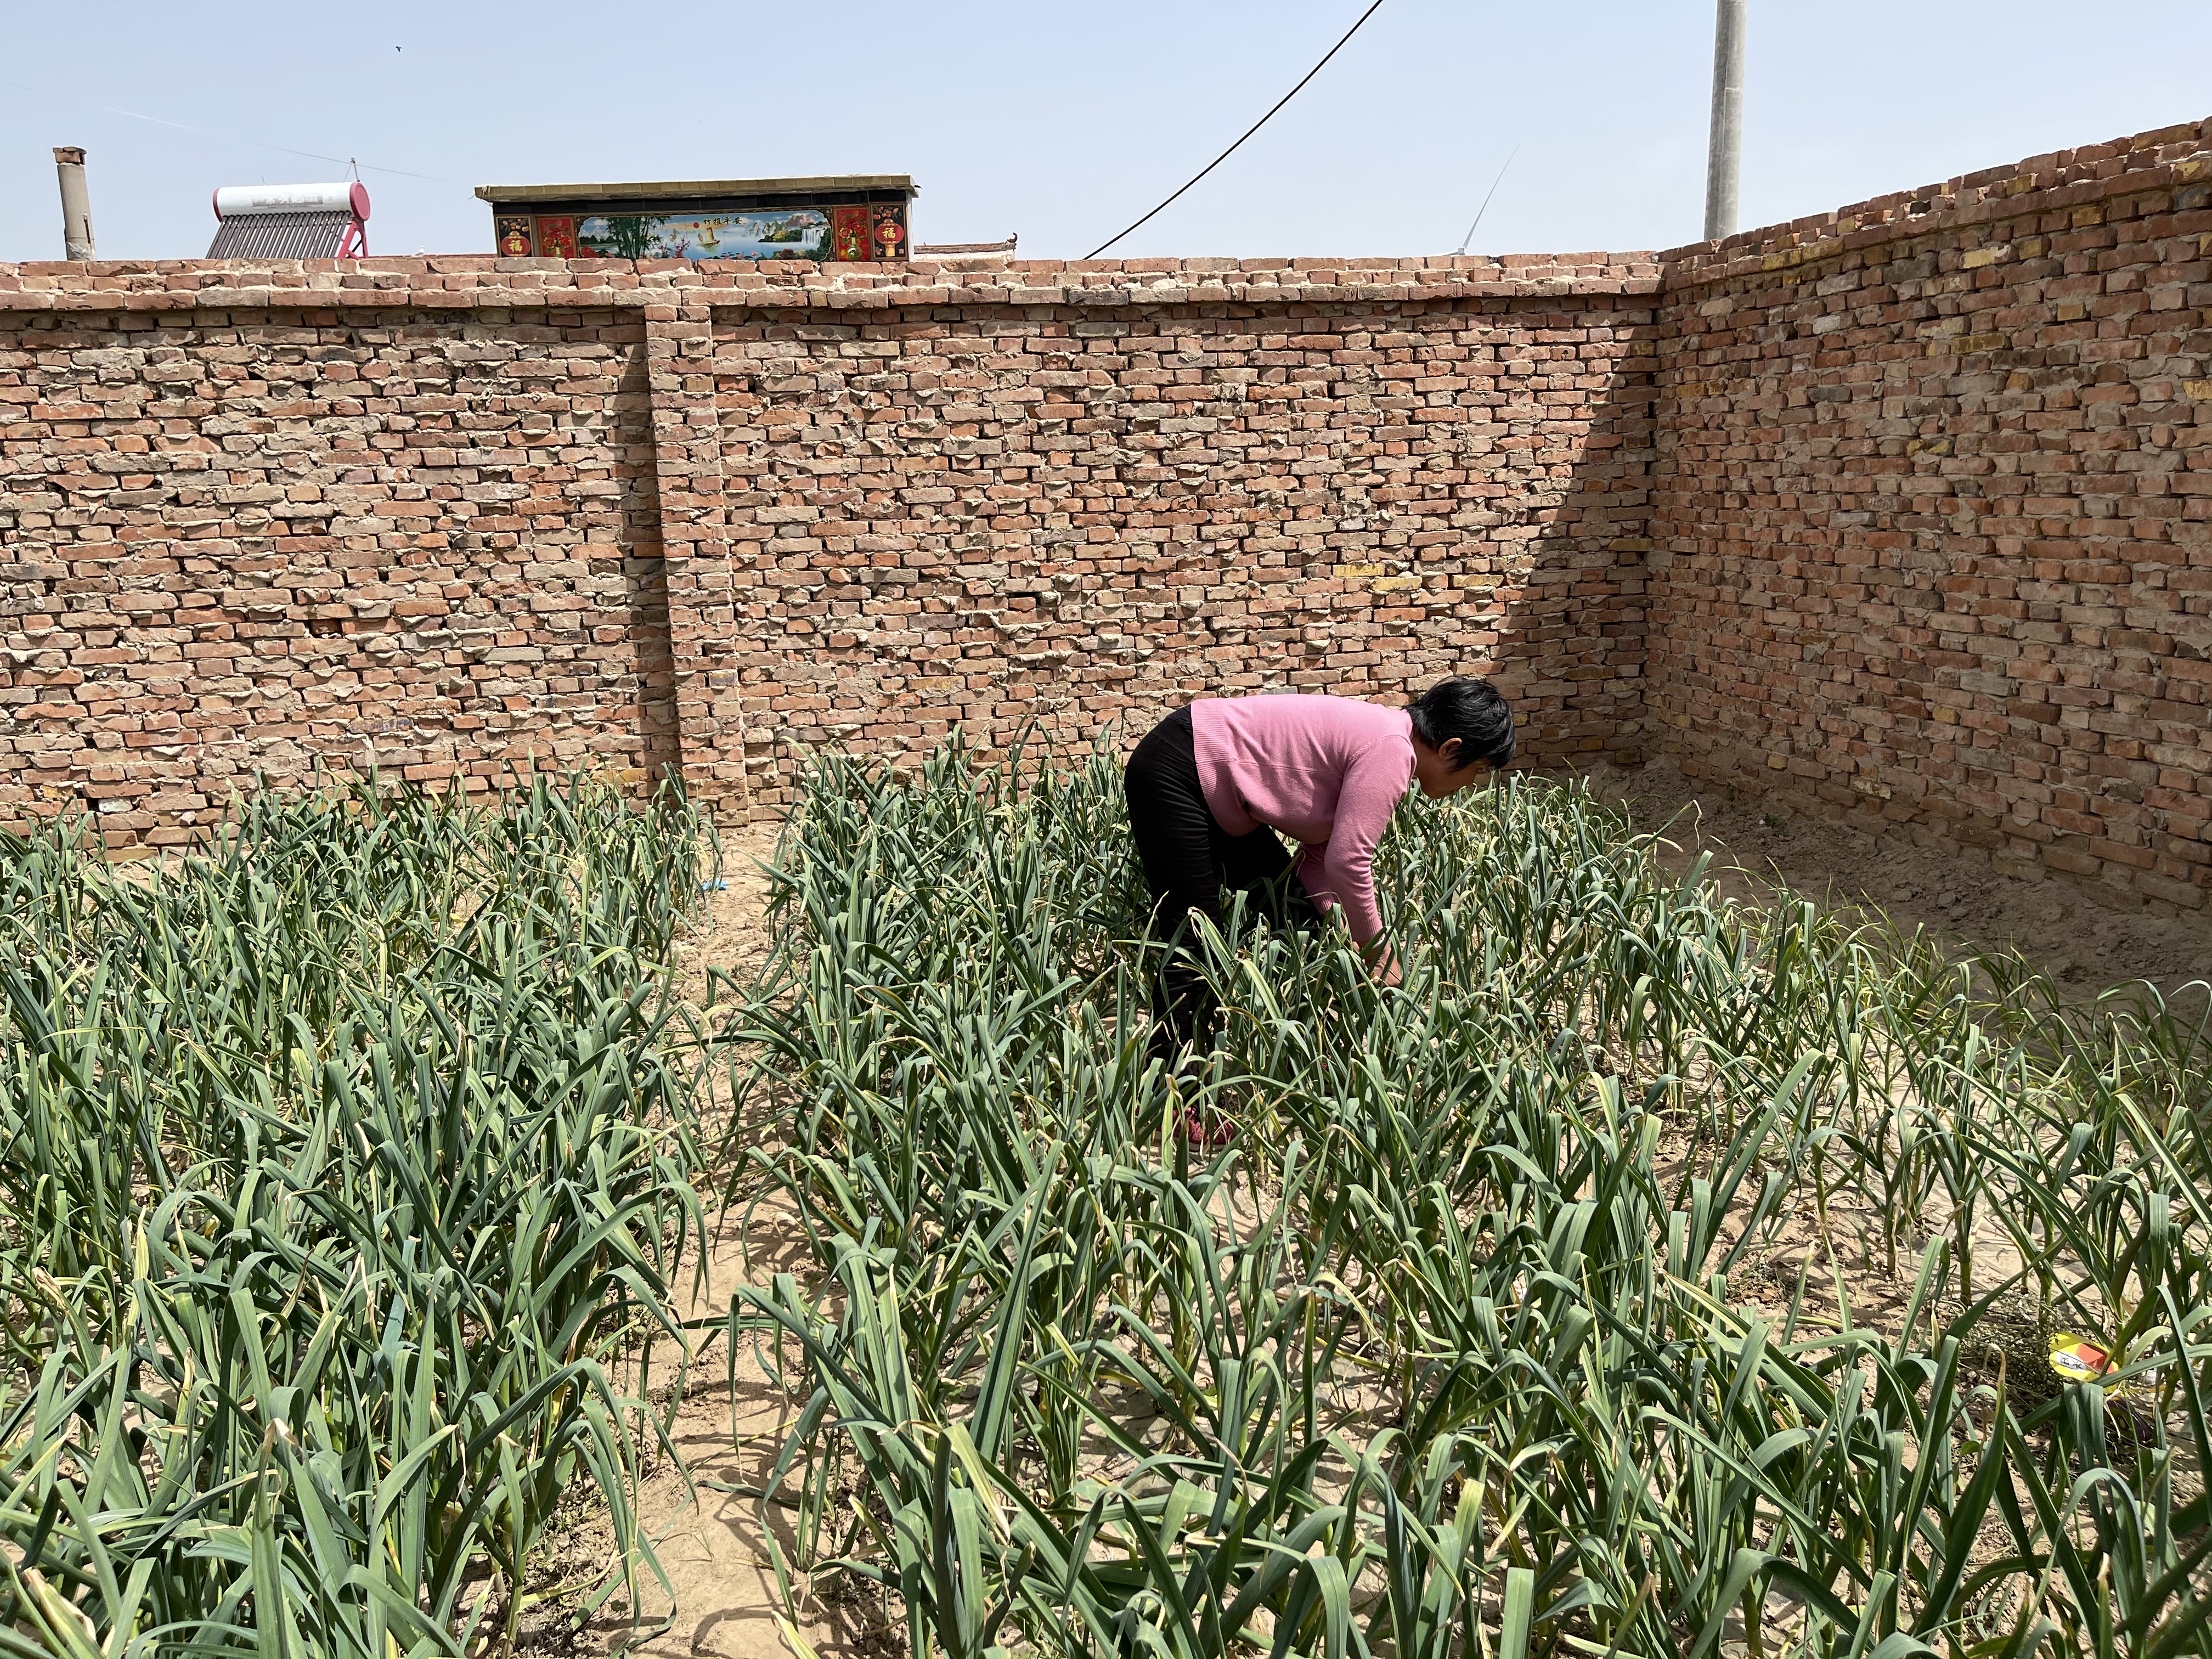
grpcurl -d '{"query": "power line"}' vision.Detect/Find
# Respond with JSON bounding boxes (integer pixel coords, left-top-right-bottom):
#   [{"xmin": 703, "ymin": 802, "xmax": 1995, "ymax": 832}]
[
  {"xmin": 0, "ymin": 78, "xmax": 457, "ymax": 183},
  {"xmin": 1085, "ymin": 0, "xmax": 1386, "ymax": 261}
]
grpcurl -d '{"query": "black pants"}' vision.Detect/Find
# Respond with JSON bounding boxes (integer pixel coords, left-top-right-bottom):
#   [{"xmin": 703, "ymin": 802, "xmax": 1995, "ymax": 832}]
[{"xmin": 1123, "ymin": 706, "xmax": 1320, "ymax": 1056}]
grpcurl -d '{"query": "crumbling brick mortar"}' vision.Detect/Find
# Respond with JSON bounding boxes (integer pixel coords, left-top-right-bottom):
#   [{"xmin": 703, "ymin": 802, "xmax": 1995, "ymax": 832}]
[
  {"xmin": 0, "ymin": 300, "xmax": 668, "ymax": 845},
  {"xmin": 711, "ymin": 289, "xmax": 1658, "ymax": 811},
  {"xmin": 1, "ymin": 255, "xmax": 1659, "ymax": 844}
]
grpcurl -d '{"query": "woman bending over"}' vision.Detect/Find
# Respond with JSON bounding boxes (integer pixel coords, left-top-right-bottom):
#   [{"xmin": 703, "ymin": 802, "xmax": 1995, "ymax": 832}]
[{"xmin": 1122, "ymin": 678, "xmax": 1514, "ymax": 1061}]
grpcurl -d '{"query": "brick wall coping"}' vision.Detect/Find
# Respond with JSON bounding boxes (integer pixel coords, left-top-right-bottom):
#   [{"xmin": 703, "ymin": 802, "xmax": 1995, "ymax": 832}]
[
  {"xmin": 1658, "ymin": 116, "xmax": 2212, "ymax": 290},
  {"xmin": 6, "ymin": 115, "xmax": 2208, "ymax": 313},
  {"xmin": 0, "ymin": 253, "xmax": 1661, "ymax": 313}
]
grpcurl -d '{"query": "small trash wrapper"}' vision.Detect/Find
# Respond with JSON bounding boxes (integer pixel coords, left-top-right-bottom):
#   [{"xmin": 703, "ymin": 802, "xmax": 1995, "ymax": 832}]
[{"xmin": 2048, "ymin": 1333, "xmax": 2115, "ymax": 1384}]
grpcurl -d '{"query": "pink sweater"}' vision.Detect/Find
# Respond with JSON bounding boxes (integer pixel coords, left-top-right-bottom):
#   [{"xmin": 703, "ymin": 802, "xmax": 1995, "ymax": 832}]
[{"xmin": 1189, "ymin": 694, "xmax": 1417, "ymax": 945}]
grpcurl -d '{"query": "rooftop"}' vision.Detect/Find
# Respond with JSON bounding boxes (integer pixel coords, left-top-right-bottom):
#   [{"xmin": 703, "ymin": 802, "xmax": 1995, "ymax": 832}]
[{"xmin": 473, "ymin": 175, "xmax": 917, "ymax": 204}]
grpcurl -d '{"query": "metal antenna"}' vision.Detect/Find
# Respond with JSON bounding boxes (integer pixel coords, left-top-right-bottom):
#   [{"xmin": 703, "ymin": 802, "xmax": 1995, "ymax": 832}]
[{"xmin": 1454, "ymin": 147, "xmax": 1519, "ymax": 257}]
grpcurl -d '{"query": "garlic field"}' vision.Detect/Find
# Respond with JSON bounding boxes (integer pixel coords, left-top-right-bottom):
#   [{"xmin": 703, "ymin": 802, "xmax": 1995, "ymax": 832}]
[
  {"xmin": 1, "ymin": 747, "xmax": 2205, "ymax": 1659},
  {"xmin": 0, "ymin": 780, "xmax": 712, "ymax": 1659},
  {"xmin": 724, "ymin": 742, "xmax": 2210, "ymax": 1659}
]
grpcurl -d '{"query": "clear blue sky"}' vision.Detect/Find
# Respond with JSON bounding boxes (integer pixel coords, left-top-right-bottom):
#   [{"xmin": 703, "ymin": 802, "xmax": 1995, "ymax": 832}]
[{"xmin": 2, "ymin": 1, "xmax": 2206, "ymax": 263}]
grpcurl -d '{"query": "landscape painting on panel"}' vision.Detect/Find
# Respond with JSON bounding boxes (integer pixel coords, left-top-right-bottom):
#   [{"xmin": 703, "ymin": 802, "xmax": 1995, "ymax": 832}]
[{"xmin": 574, "ymin": 209, "xmax": 831, "ymax": 261}]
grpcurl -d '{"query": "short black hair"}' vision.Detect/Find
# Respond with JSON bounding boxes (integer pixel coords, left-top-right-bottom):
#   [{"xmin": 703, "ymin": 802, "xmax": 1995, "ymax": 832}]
[{"xmin": 1407, "ymin": 676, "xmax": 1515, "ymax": 772}]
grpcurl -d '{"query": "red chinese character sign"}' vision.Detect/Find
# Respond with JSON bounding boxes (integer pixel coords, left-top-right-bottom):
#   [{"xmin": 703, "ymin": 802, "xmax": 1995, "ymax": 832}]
[
  {"xmin": 871, "ymin": 203, "xmax": 907, "ymax": 260},
  {"xmin": 495, "ymin": 215, "xmax": 534, "ymax": 257}
]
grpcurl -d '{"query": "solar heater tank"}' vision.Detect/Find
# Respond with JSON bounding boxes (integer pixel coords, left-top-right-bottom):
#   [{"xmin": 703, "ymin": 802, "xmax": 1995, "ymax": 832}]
[{"xmin": 207, "ymin": 182, "xmax": 371, "ymax": 258}]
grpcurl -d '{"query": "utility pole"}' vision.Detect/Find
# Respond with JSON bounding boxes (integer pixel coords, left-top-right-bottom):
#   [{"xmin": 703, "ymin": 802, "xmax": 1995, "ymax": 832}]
[
  {"xmin": 1703, "ymin": 0, "xmax": 1746, "ymax": 242},
  {"xmin": 54, "ymin": 148, "xmax": 97, "ymax": 261}
]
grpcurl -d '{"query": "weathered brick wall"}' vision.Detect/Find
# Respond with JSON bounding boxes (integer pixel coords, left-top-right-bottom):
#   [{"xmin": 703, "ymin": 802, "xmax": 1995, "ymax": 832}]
[
  {"xmin": 0, "ymin": 287, "xmax": 667, "ymax": 844},
  {"xmin": 9, "ymin": 116, "xmax": 2211, "ymax": 910},
  {"xmin": 0, "ymin": 256, "xmax": 1660, "ymax": 843},
  {"xmin": 1648, "ymin": 117, "xmax": 2212, "ymax": 912},
  {"xmin": 705, "ymin": 271, "xmax": 1660, "ymax": 810}
]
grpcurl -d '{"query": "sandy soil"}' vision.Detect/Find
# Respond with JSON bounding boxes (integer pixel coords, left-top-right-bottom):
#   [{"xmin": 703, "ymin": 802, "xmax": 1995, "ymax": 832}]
[{"xmin": 1587, "ymin": 759, "xmax": 2211, "ymax": 1002}]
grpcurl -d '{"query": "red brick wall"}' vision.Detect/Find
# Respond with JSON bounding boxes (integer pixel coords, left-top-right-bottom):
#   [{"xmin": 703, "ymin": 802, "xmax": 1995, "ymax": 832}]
[
  {"xmin": 0, "ymin": 257, "xmax": 1660, "ymax": 843},
  {"xmin": 8, "ymin": 114, "xmax": 2211, "ymax": 915},
  {"xmin": 0, "ymin": 290, "xmax": 668, "ymax": 844},
  {"xmin": 704, "ymin": 279, "xmax": 1659, "ymax": 810},
  {"xmin": 1649, "ymin": 118, "xmax": 2212, "ymax": 913}
]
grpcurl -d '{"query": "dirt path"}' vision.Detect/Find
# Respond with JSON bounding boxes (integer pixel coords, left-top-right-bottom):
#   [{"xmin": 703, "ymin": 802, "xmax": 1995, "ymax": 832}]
[
  {"xmin": 630, "ymin": 823, "xmax": 895, "ymax": 1659},
  {"xmin": 528, "ymin": 822, "xmax": 892, "ymax": 1659},
  {"xmin": 608, "ymin": 1201, "xmax": 882, "ymax": 1659}
]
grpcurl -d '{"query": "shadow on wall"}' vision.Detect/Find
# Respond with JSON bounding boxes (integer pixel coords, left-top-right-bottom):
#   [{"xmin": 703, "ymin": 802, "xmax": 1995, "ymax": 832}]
[
  {"xmin": 11, "ymin": 111, "xmax": 2208, "ymax": 915},
  {"xmin": 1644, "ymin": 118, "xmax": 2212, "ymax": 916},
  {"xmin": 707, "ymin": 283, "xmax": 1662, "ymax": 812}
]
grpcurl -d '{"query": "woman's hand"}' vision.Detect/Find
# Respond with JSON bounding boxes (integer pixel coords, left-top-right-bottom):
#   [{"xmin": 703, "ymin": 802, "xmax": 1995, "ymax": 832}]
[{"xmin": 1362, "ymin": 938, "xmax": 1402, "ymax": 989}]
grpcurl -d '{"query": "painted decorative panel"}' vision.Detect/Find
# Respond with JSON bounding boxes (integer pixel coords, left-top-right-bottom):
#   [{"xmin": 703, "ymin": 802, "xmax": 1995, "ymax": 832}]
[
  {"xmin": 534, "ymin": 216, "xmax": 579, "ymax": 258},
  {"xmin": 830, "ymin": 205, "xmax": 871, "ymax": 262},
  {"xmin": 871, "ymin": 203, "xmax": 907, "ymax": 260},
  {"xmin": 574, "ymin": 209, "xmax": 833, "ymax": 262}
]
